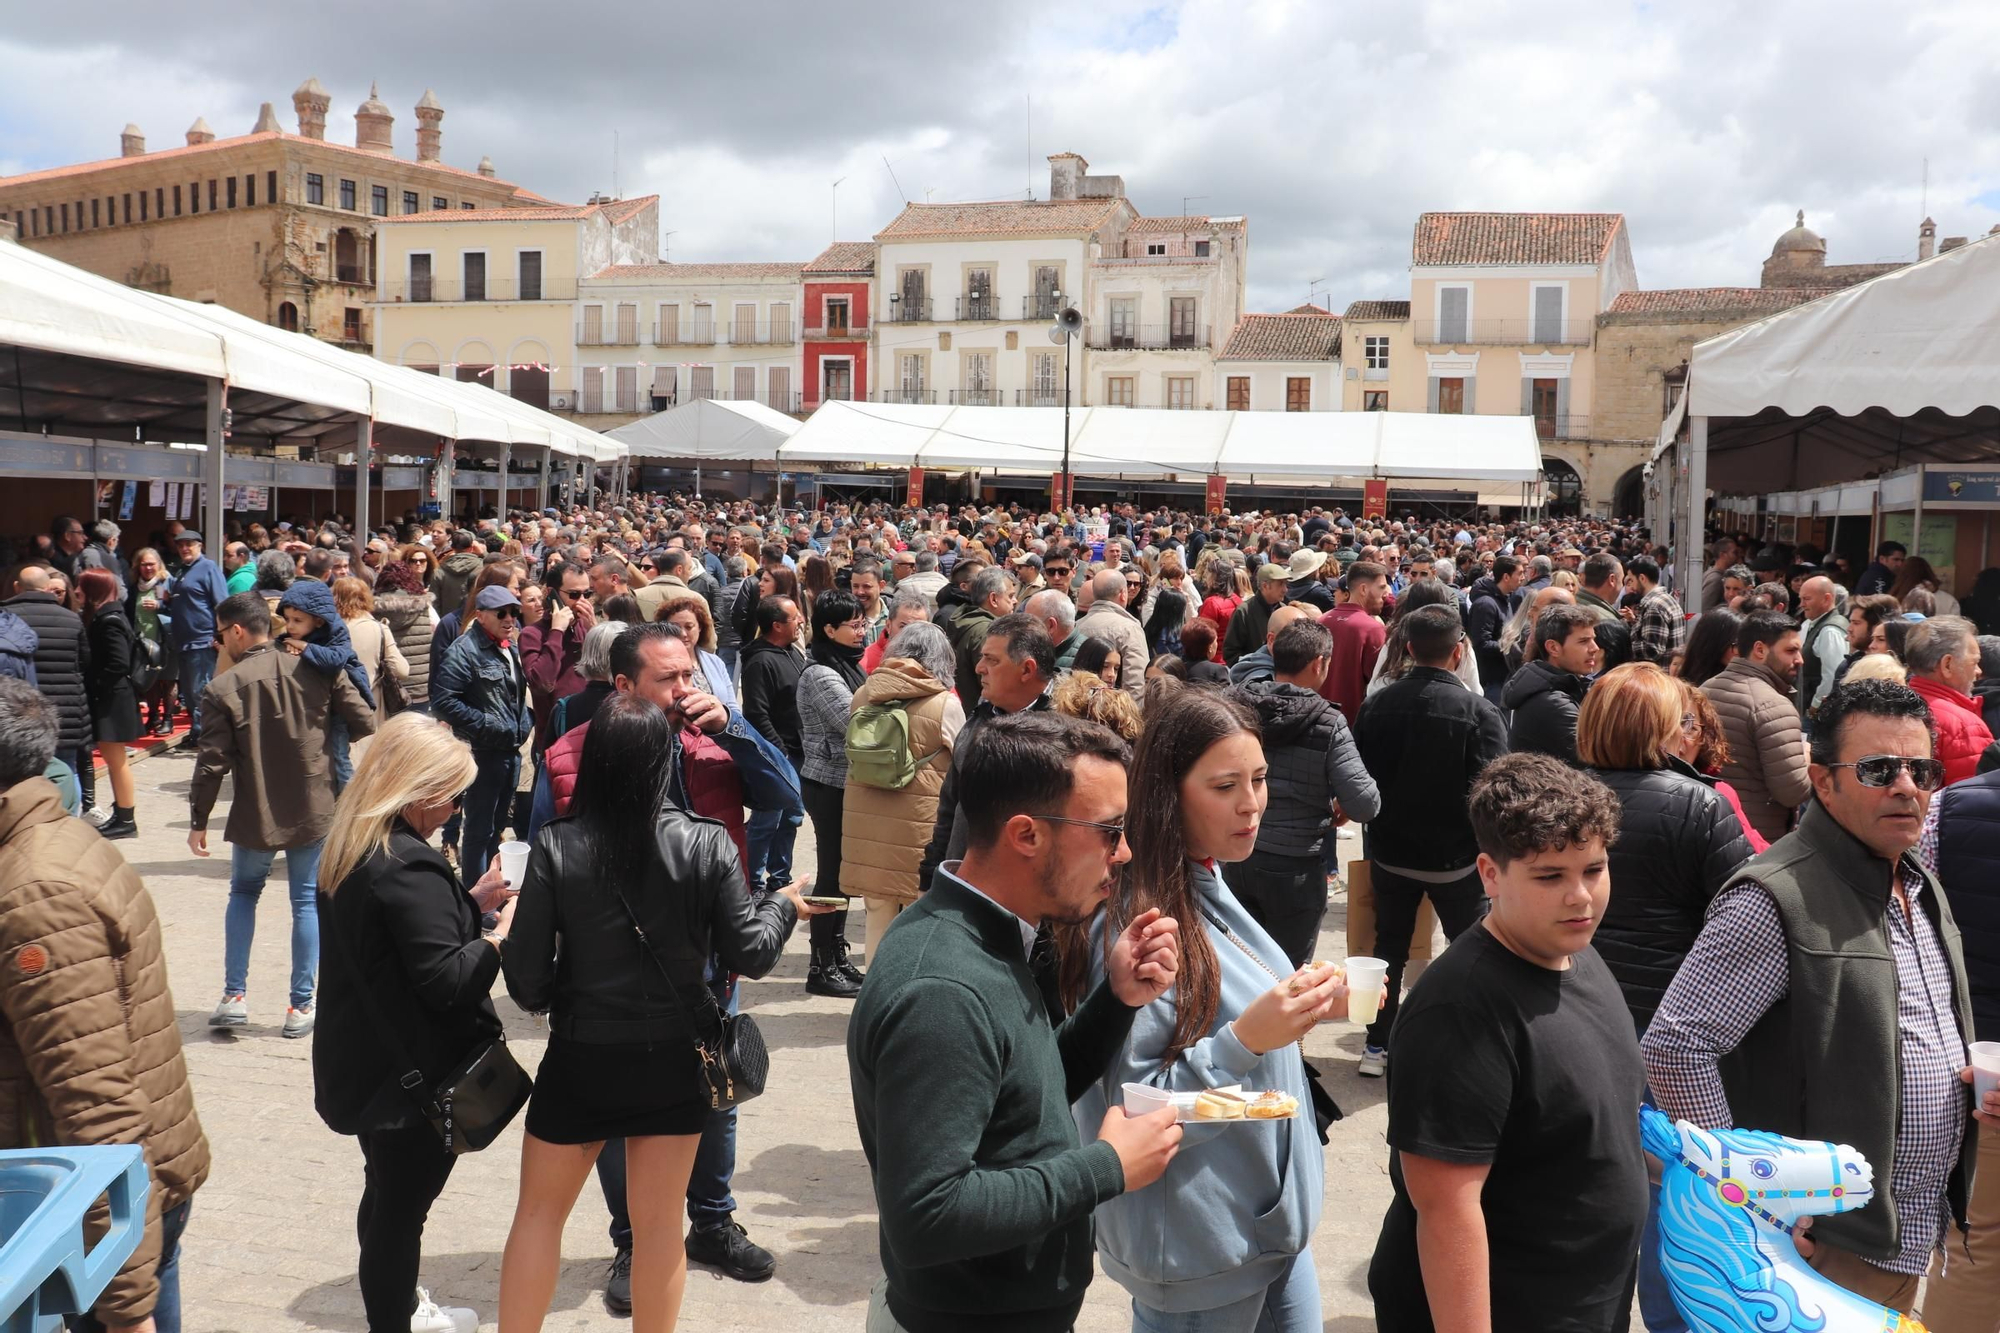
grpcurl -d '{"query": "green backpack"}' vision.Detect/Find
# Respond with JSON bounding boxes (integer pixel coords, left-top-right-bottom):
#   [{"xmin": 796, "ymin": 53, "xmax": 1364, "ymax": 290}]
[{"xmin": 845, "ymin": 697, "xmax": 942, "ymax": 790}]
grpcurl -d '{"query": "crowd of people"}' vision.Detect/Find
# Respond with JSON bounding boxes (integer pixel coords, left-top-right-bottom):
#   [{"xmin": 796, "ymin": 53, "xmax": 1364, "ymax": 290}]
[{"xmin": 0, "ymin": 492, "xmax": 1995, "ymax": 1333}]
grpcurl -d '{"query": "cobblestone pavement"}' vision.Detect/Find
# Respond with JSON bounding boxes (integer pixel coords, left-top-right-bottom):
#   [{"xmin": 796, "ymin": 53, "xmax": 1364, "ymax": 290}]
[{"xmin": 121, "ymin": 746, "xmax": 1399, "ymax": 1332}]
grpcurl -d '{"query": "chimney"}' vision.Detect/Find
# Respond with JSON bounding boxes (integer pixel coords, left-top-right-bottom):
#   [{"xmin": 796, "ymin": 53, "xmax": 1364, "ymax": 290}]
[
  {"xmin": 251, "ymin": 102, "xmax": 282, "ymax": 134},
  {"xmin": 355, "ymin": 82, "xmax": 394, "ymax": 153},
  {"xmin": 1941, "ymin": 236, "xmax": 1969, "ymax": 254},
  {"xmin": 1919, "ymin": 216, "xmax": 1937, "ymax": 261},
  {"xmin": 414, "ymin": 89, "xmax": 444, "ymax": 163},
  {"xmin": 477, "ymin": 156, "xmax": 497, "ymax": 179},
  {"xmin": 293, "ymin": 77, "xmax": 330, "ymax": 141},
  {"xmin": 1048, "ymin": 152, "xmax": 1086, "ymax": 201},
  {"xmin": 120, "ymin": 123, "xmax": 146, "ymax": 157},
  {"xmin": 185, "ymin": 117, "xmax": 215, "ymax": 147}
]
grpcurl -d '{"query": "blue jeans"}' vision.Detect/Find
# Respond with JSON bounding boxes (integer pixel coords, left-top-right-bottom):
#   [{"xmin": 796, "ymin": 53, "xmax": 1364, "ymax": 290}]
[
  {"xmin": 177, "ymin": 645, "xmax": 216, "ymax": 738},
  {"xmin": 68, "ymin": 1198, "xmax": 189, "ymax": 1333},
  {"xmin": 329, "ymin": 715, "xmax": 352, "ymax": 794},
  {"xmin": 224, "ymin": 840, "xmax": 322, "ymax": 1009},
  {"xmin": 1130, "ymin": 1249, "xmax": 1319, "ymax": 1332},
  {"xmin": 458, "ymin": 749, "xmax": 520, "ymax": 878},
  {"xmin": 746, "ymin": 805, "xmax": 801, "ymax": 892},
  {"xmin": 597, "ymin": 971, "xmax": 739, "ymax": 1247},
  {"xmin": 1638, "ymin": 1180, "xmax": 1688, "ymax": 1330}
]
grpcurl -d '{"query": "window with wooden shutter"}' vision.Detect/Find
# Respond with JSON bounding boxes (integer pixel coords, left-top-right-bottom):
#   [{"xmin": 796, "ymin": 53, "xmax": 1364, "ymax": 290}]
[
  {"xmin": 1227, "ymin": 376, "xmax": 1250, "ymax": 411},
  {"xmin": 899, "ymin": 354, "xmax": 926, "ymax": 402},
  {"xmin": 824, "ymin": 361, "xmax": 854, "ymax": 403},
  {"xmin": 581, "ymin": 366, "xmax": 605, "ymax": 414},
  {"xmin": 692, "ymin": 304, "xmax": 714, "ymax": 343},
  {"xmin": 615, "ymin": 365, "xmax": 639, "ymax": 413},
  {"xmin": 965, "ymin": 268, "xmax": 994, "ymax": 320},
  {"xmin": 1110, "ymin": 299, "xmax": 1137, "ymax": 348},
  {"xmin": 769, "ymin": 366, "xmax": 792, "ymax": 410},
  {"xmin": 1108, "ymin": 377, "xmax": 1134, "ymax": 407},
  {"xmin": 1031, "ymin": 352, "xmax": 1058, "ymax": 404},
  {"xmin": 690, "ymin": 365, "xmax": 716, "ymax": 400},
  {"xmin": 1437, "ymin": 377, "xmax": 1465, "ymax": 414},
  {"xmin": 463, "ymin": 252, "xmax": 486, "ymax": 302},
  {"xmin": 734, "ymin": 303, "xmax": 758, "ymax": 344},
  {"xmin": 1532, "ymin": 286, "xmax": 1565, "ymax": 344},
  {"xmin": 733, "ymin": 366, "xmax": 756, "ymax": 401},
  {"xmin": 1532, "ymin": 378, "xmax": 1559, "ymax": 437},
  {"xmin": 1169, "ymin": 297, "xmax": 1198, "ymax": 348},
  {"xmin": 657, "ymin": 303, "xmax": 679, "ymax": 343},
  {"xmin": 1286, "ymin": 377, "xmax": 1311, "ymax": 411},
  {"xmin": 518, "ymin": 251, "xmax": 542, "ymax": 301},
  {"xmin": 652, "ymin": 365, "xmax": 678, "ymax": 407},
  {"xmin": 770, "ymin": 302, "xmax": 791, "ymax": 343},
  {"xmin": 581, "ymin": 305, "xmax": 604, "ymax": 344},
  {"xmin": 1033, "ymin": 266, "xmax": 1060, "ymax": 319},
  {"xmin": 1363, "ymin": 390, "xmax": 1388, "ymax": 411},
  {"xmin": 409, "ymin": 254, "xmax": 433, "ymax": 302},
  {"xmin": 615, "ymin": 303, "xmax": 638, "ymax": 344},
  {"xmin": 1438, "ymin": 287, "xmax": 1469, "ymax": 343},
  {"xmin": 900, "ymin": 269, "xmax": 926, "ymax": 320},
  {"xmin": 964, "ymin": 353, "xmax": 994, "ymax": 405},
  {"xmin": 1166, "ymin": 377, "xmax": 1195, "ymax": 410}
]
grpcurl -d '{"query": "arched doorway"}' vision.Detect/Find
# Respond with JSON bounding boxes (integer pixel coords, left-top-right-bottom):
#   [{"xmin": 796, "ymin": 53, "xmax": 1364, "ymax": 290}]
[
  {"xmin": 1613, "ymin": 465, "xmax": 1644, "ymax": 520},
  {"xmin": 1543, "ymin": 458, "xmax": 1583, "ymax": 517},
  {"xmin": 276, "ymin": 301, "xmax": 299, "ymax": 332}
]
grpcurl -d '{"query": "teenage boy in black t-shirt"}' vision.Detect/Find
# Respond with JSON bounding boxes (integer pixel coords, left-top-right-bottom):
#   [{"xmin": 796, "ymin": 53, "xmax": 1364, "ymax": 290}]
[{"xmin": 1368, "ymin": 752, "xmax": 1649, "ymax": 1333}]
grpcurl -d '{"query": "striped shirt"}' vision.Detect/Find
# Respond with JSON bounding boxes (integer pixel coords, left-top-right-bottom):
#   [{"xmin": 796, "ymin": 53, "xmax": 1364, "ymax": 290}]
[{"xmin": 1642, "ymin": 869, "xmax": 1968, "ymax": 1275}]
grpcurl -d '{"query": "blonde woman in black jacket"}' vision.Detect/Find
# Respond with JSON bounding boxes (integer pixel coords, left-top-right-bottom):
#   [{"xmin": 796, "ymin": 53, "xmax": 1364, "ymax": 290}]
[{"xmin": 498, "ymin": 692, "xmax": 822, "ymax": 1332}]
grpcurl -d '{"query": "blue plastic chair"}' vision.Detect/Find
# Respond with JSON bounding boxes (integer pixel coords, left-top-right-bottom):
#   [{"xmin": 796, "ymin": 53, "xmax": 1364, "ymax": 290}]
[{"xmin": 0, "ymin": 1146, "xmax": 150, "ymax": 1333}]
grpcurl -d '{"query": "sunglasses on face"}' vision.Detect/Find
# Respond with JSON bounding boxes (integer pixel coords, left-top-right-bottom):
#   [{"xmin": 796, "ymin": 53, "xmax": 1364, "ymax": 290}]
[
  {"xmin": 490, "ymin": 607, "xmax": 520, "ymax": 621},
  {"xmin": 1032, "ymin": 813, "xmax": 1128, "ymax": 849},
  {"xmin": 1828, "ymin": 755, "xmax": 1945, "ymax": 792},
  {"xmin": 562, "ymin": 587, "xmax": 587, "ymax": 600}
]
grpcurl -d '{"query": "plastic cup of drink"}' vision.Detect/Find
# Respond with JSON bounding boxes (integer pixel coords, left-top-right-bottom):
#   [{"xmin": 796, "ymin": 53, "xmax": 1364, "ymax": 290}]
[
  {"xmin": 1972, "ymin": 1041, "xmax": 2000, "ymax": 1103},
  {"xmin": 1345, "ymin": 956, "xmax": 1389, "ymax": 1025},
  {"xmin": 1122, "ymin": 1082, "xmax": 1175, "ymax": 1118},
  {"xmin": 498, "ymin": 840, "xmax": 531, "ymax": 890}
]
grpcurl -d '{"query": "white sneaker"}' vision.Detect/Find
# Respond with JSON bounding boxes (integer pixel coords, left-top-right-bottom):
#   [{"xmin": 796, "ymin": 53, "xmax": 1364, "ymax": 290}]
[
  {"xmin": 410, "ymin": 1287, "xmax": 476, "ymax": 1333},
  {"xmin": 1358, "ymin": 1044, "xmax": 1389, "ymax": 1078}
]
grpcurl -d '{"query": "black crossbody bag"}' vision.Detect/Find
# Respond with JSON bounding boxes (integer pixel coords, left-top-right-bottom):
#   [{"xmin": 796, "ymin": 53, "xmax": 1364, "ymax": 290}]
[
  {"xmin": 329, "ymin": 876, "xmax": 532, "ymax": 1155},
  {"xmin": 555, "ymin": 830, "xmax": 770, "ymax": 1110}
]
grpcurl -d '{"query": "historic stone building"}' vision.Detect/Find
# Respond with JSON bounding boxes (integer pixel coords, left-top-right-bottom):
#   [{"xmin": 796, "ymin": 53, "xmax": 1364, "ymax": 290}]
[{"xmin": 0, "ymin": 79, "xmax": 554, "ymax": 353}]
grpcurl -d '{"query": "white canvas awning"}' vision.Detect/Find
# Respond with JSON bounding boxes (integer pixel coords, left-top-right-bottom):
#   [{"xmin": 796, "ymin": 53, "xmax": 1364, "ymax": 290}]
[
  {"xmin": 0, "ymin": 238, "xmax": 226, "ymax": 381},
  {"xmin": 608, "ymin": 397, "xmax": 800, "ymax": 461},
  {"xmin": 777, "ymin": 401, "xmax": 1542, "ymax": 483}
]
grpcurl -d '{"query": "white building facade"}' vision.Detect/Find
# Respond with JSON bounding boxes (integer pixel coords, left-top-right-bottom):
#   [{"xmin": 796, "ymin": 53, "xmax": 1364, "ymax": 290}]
[{"xmin": 574, "ymin": 262, "xmax": 804, "ymax": 415}]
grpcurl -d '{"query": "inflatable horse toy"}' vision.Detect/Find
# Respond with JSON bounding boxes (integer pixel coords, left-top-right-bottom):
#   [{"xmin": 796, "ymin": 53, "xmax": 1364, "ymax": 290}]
[{"xmin": 1640, "ymin": 1106, "xmax": 1926, "ymax": 1332}]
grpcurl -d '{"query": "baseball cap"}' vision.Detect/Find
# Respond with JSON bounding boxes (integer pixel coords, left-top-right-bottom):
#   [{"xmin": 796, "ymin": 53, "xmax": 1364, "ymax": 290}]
[
  {"xmin": 474, "ymin": 585, "xmax": 522, "ymax": 611},
  {"xmin": 171, "ymin": 530, "xmax": 203, "ymax": 545}
]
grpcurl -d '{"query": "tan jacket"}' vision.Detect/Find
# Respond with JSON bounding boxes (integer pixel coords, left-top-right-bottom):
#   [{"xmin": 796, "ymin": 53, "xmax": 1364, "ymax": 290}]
[
  {"xmin": 0, "ymin": 779, "xmax": 211, "ymax": 1324},
  {"xmin": 1075, "ymin": 599, "xmax": 1150, "ymax": 697},
  {"xmin": 632, "ymin": 574, "xmax": 690, "ymax": 623},
  {"xmin": 191, "ymin": 641, "xmax": 377, "ymax": 851},
  {"xmin": 1701, "ymin": 657, "xmax": 1811, "ymax": 842},
  {"xmin": 841, "ymin": 660, "xmax": 966, "ymax": 903},
  {"xmin": 345, "ymin": 615, "xmax": 410, "ymax": 701}
]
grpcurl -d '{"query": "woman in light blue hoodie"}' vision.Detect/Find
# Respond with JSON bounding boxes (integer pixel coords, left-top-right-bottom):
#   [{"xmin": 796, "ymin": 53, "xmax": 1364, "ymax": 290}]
[{"xmin": 1068, "ymin": 687, "xmax": 1347, "ymax": 1332}]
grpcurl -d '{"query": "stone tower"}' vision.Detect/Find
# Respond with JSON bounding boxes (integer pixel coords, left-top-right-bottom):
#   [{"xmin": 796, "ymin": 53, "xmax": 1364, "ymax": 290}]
[
  {"xmin": 355, "ymin": 82, "xmax": 394, "ymax": 152},
  {"xmin": 120, "ymin": 123, "xmax": 145, "ymax": 157},
  {"xmin": 252, "ymin": 102, "xmax": 282, "ymax": 134},
  {"xmin": 1919, "ymin": 216, "xmax": 1937, "ymax": 261},
  {"xmin": 293, "ymin": 77, "xmax": 330, "ymax": 141},
  {"xmin": 185, "ymin": 118, "xmax": 214, "ymax": 147},
  {"xmin": 414, "ymin": 89, "xmax": 444, "ymax": 163}
]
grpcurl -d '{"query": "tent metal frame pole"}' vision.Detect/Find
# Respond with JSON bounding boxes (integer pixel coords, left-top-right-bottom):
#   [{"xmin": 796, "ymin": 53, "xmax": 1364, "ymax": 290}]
[
  {"xmin": 353, "ymin": 417, "xmax": 372, "ymax": 543},
  {"xmin": 204, "ymin": 380, "xmax": 227, "ymax": 553},
  {"xmin": 539, "ymin": 447, "xmax": 551, "ymax": 512},
  {"xmin": 1061, "ymin": 330, "xmax": 1073, "ymax": 511},
  {"xmin": 496, "ymin": 441, "xmax": 511, "ymax": 521},
  {"xmin": 1684, "ymin": 416, "xmax": 1709, "ymax": 612}
]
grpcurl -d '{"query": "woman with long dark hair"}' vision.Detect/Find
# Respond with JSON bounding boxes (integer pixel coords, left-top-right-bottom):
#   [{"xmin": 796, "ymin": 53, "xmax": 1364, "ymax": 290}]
[
  {"xmin": 1067, "ymin": 687, "xmax": 1343, "ymax": 1331},
  {"xmin": 796, "ymin": 588, "xmax": 869, "ymax": 997},
  {"xmin": 500, "ymin": 693, "xmax": 817, "ymax": 1331},
  {"xmin": 1366, "ymin": 579, "xmax": 1480, "ymax": 697},
  {"xmin": 1143, "ymin": 588, "xmax": 1189, "ymax": 659},
  {"xmin": 1673, "ymin": 607, "xmax": 1742, "ymax": 686},
  {"xmin": 78, "ymin": 567, "xmax": 141, "ymax": 838}
]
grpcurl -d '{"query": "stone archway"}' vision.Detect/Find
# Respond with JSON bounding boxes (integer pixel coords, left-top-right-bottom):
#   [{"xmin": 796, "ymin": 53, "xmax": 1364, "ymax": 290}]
[
  {"xmin": 1544, "ymin": 458, "xmax": 1583, "ymax": 517},
  {"xmin": 1613, "ymin": 465, "xmax": 1645, "ymax": 520}
]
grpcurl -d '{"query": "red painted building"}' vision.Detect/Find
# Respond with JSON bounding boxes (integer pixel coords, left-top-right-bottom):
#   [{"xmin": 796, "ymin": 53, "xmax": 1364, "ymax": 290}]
[{"xmin": 802, "ymin": 241, "xmax": 873, "ymax": 409}]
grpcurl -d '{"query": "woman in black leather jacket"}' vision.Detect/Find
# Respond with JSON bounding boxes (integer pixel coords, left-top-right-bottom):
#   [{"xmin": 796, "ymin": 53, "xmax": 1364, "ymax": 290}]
[
  {"xmin": 1575, "ymin": 662, "xmax": 1755, "ymax": 1037},
  {"xmin": 498, "ymin": 692, "xmax": 821, "ymax": 1332}
]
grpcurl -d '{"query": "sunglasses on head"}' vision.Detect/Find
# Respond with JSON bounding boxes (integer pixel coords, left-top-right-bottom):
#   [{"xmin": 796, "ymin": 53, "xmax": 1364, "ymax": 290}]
[{"xmin": 1828, "ymin": 754, "xmax": 1945, "ymax": 792}]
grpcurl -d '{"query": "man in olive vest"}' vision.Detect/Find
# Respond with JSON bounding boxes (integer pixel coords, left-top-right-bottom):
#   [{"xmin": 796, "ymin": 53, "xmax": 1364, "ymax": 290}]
[
  {"xmin": 1644, "ymin": 680, "xmax": 1996, "ymax": 1314},
  {"xmin": 1796, "ymin": 575, "xmax": 1848, "ymax": 722}
]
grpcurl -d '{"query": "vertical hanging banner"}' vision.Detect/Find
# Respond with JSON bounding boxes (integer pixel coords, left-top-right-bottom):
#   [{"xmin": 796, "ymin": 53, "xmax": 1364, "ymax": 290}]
[
  {"xmin": 1363, "ymin": 478, "xmax": 1389, "ymax": 520},
  {"xmin": 1204, "ymin": 473, "xmax": 1228, "ymax": 515},
  {"xmin": 1051, "ymin": 472, "xmax": 1075, "ymax": 512},
  {"xmin": 906, "ymin": 466, "xmax": 924, "ymax": 508}
]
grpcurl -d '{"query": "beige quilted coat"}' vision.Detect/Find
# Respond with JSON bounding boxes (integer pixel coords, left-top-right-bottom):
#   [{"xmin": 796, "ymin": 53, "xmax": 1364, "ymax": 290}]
[
  {"xmin": 0, "ymin": 777, "xmax": 211, "ymax": 1324},
  {"xmin": 842, "ymin": 660, "xmax": 966, "ymax": 903},
  {"xmin": 1700, "ymin": 657, "xmax": 1812, "ymax": 843}
]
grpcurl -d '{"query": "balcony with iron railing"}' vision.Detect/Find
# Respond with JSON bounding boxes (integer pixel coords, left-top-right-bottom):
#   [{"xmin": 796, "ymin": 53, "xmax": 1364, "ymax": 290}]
[
  {"xmin": 723, "ymin": 320, "xmax": 795, "ymax": 345},
  {"xmin": 882, "ymin": 297, "xmax": 935, "ymax": 323},
  {"xmin": 875, "ymin": 389, "xmax": 937, "ymax": 404},
  {"xmin": 652, "ymin": 322, "xmax": 717, "ymax": 346},
  {"xmin": 804, "ymin": 318, "xmax": 868, "ymax": 340},
  {"xmin": 564, "ymin": 389, "xmax": 804, "ymax": 416},
  {"xmin": 1017, "ymin": 390, "xmax": 1065, "ymax": 406},
  {"xmin": 1411, "ymin": 319, "xmax": 1594, "ymax": 347},
  {"xmin": 956, "ymin": 294, "xmax": 1001, "ymax": 321},
  {"xmin": 335, "ymin": 264, "xmax": 373, "ymax": 285},
  {"xmin": 1084, "ymin": 323, "xmax": 1212, "ymax": 352},
  {"xmin": 1022, "ymin": 294, "xmax": 1066, "ymax": 321},
  {"xmin": 377, "ymin": 278, "xmax": 575, "ymax": 303},
  {"xmin": 1534, "ymin": 413, "xmax": 1592, "ymax": 440},
  {"xmin": 950, "ymin": 388, "xmax": 1000, "ymax": 406},
  {"xmin": 578, "ymin": 323, "xmax": 644, "ymax": 347}
]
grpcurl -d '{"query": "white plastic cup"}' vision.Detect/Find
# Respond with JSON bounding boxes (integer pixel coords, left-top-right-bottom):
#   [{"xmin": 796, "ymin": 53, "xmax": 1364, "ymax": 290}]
[
  {"xmin": 1345, "ymin": 956, "xmax": 1389, "ymax": 1026},
  {"xmin": 1121, "ymin": 1082, "xmax": 1175, "ymax": 1118},
  {"xmin": 1971, "ymin": 1041, "xmax": 2000, "ymax": 1104},
  {"xmin": 498, "ymin": 840, "xmax": 531, "ymax": 890}
]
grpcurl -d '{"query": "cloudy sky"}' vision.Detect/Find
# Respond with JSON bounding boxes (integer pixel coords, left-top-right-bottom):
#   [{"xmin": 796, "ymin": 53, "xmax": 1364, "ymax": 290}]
[{"xmin": 4, "ymin": 0, "xmax": 1996, "ymax": 314}]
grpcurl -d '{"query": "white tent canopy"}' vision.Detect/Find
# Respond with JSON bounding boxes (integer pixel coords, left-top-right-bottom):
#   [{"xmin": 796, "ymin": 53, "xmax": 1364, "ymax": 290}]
[
  {"xmin": 607, "ymin": 397, "xmax": 799, "ymax": 461},
  {"xmin": 777, "ymin": 400, "xmax": 1542, "ymax": 484}
]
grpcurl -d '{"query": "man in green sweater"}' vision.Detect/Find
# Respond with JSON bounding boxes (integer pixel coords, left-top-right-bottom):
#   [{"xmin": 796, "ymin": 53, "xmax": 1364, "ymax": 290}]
[{"xmin": 849, "ymin": 711, "xmax": 1185, "ymax": 1333}]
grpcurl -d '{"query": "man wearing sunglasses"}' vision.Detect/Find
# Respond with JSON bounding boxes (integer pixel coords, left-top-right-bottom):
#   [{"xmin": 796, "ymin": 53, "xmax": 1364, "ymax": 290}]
[
  {"xmin": 1646, "ymin": 680, "xmax": 1990, "ymax": 1317},
  {"xmin": 429, "ymin": 584, "xmax": 533, "ymax": 876}
]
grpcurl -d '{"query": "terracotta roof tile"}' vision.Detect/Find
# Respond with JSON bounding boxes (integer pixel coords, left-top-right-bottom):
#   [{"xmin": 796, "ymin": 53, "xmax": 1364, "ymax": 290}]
[
  {"xmin": 1130, "ymin": 215, "xmax": 1210, "ymax": 233},
  {"xmin": 1218, "ymin": 312, "xmax": 1342, "ymax": 361},
  {"xmin": 1413, "ymin": 212, "xmax": 1624, "ymax": 266},
  {"xmin": 1607, "ymin": 286, "xmax": 1840, "ymax": 315},
  {"xmin": 0, "ymin": 129, "xmax": 530, "ymax": 193},
  {"xmin": 591, "ymin": 260, "xmax": 801, "ymax": 281},
  {"xmin": 378, "ymin": 194, "xmax": 655, "ymax": 225},
  {"xmin": 1343, "ymin": 299, "xmax": 1410, "ymax": 321},
  {"xmin": 875, "ymin": 198, "xmax": 1121, "ymax": 240},
  {"xmin": 1286, "ymin": 302, "xmax": 1331, "ymax": 315},
  {"xmin": 803, "ymin": 241, "xmax": 876, "ymax": 274}
]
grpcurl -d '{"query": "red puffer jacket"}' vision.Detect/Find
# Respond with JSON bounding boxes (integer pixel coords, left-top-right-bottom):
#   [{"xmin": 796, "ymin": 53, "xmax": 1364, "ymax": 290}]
[
  {"xmin": 543, "ymin": 721, "xmax": 750, "ymax": 887},
  {"xmin": 1909, "ymin": 675, "xmax": 1996, "ymax": 787}
]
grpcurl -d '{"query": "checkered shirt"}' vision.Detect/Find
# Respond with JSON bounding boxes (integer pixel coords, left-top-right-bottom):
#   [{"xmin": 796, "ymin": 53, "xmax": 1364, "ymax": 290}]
[
  {"xmin": 1642, "ymin": 870, "xmax": 1968, "ymax": 1274},
  {"xmin": 1631, "ymin": 586, "xmax": 1686, "ymax": 665}
]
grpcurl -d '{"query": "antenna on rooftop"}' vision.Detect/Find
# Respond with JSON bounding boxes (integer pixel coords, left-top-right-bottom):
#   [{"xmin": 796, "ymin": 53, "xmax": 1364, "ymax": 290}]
[
  {"xmin": 1183, "ymin": 194, "xmax": 1209, "ymax": 217},
  {"xmin": 831, "ymin": 177, "xmax": 846, "ymax": 242},
  {"xmin": 662, "ymin": 230, "xmax": 677, "ymax": 261},
  {"xmin": 883, "ymin": 156, "xmax": 909, "ymax": 206},
  {"xmin": 1026, "ymin": 93, "xmax": 1033, "ymax": 201},
  {"xmin": 613, "ymin": 131, "xmax": 620, "ymax": 200},
  {"xmin": 1922, "ymin": 156, "xmax": 1929, "ymax": 218}
]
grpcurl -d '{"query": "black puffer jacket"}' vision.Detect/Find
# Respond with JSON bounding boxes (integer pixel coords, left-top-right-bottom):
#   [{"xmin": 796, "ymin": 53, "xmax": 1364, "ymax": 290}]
[
  {"xmin": 506, "ymin": 805, "xmax": 799, "ymax": 1042},
  {"xmin": 2, "ymin": 592, "xmax": 90, "ymax": 750},
  {"xmin": 1240, "ymin": 679, "xmax": 1381, "ymax": 858},
  {"xmin": 1466, "ymin": 575, "xmax": 1515, "ymax": 691},
  {"xmin": 1503, "ymin": 659, "xmax": 1587, "ymax": 764},
  {"xmin": 1587, "ymin": 758, "xmax": 1755, "ymax": 1035}
]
